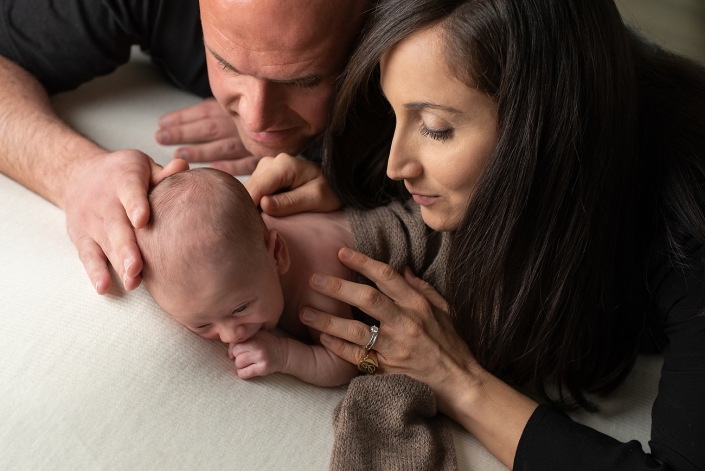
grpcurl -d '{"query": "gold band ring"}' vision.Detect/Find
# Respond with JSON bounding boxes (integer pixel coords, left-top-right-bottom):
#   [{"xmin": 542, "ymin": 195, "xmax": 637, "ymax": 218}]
[{"xmin": 357, "ymin": 350, "xmax": 379, "ymax": 375}]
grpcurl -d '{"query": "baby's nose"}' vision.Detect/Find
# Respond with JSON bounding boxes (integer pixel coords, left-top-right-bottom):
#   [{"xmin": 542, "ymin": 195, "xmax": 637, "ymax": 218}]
[{"xmin": 219, "ymin": 325, "xmax": 245, "ymax": 344}]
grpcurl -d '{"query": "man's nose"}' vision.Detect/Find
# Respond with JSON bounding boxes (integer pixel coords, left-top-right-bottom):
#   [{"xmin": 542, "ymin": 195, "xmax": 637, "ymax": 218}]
[{"xmin": 237, "ymin": 79, "xmax": 283, "ymax": 133}]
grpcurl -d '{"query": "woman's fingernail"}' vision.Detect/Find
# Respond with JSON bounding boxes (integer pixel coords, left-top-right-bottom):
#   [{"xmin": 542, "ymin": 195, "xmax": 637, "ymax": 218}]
[
  {"xmin": 311, "ymin": 274, "xmax": 326, "ymax": 287},
  {"xmin": 124, "ymin": 258, "xmax": 133, "ymax": 275},
  {"xmin": 340, "ymin": 248, "xmax": 354, "ymax": 260},
  {"xmin": 302, "ymin": 309, "xmax": 317, "ymax": 322},
  {"xmin": 95, "ymin": 281, "xmax": 102, "ymax": 293},
  {"xmin": 177, "ymin": 149, "xmax": 189, "ymax": 160},
  {"xmin": 320, "ymin": 333, "xmax": 332, "ymax": 344},
  {"xmin": 159, "ymin": 131, "xmax": 170, "ymax": 143}
]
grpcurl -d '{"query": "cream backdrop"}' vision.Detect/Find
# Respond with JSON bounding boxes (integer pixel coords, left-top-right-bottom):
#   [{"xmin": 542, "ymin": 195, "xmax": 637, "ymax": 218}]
[{"xmin": 0, "ymin": 49, "xmax": 661, "ymax": 470}]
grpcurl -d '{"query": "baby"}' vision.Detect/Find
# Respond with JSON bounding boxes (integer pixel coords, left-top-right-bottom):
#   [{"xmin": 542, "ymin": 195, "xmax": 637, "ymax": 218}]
[{"xmin": 135, "ymin": 168, "xmax": 358, "ymax": 386}]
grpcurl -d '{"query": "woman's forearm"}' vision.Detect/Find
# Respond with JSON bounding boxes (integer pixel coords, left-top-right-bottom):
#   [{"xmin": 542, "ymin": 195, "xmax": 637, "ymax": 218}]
[{"xmin": 435, "ymin": 362, "xmax": 538, "ymax": 469}]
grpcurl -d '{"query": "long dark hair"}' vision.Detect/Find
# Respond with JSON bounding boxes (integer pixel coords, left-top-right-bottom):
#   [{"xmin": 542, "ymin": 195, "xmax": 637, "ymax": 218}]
[{"xmin": 324, "ymin": 0, "xmax": 705, "ymax": 410}]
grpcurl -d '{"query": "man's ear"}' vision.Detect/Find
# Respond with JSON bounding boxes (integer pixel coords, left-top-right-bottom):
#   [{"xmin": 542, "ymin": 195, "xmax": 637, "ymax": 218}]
[{"xmin": 265, "ymin": 229, "xmax": 290, "ymax": 275}]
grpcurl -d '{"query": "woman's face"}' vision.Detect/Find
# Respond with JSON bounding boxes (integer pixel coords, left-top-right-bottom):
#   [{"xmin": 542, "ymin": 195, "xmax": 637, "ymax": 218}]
[{"xmin": 380, "ymin": 25, "xmax": 498, "ymax": 231}]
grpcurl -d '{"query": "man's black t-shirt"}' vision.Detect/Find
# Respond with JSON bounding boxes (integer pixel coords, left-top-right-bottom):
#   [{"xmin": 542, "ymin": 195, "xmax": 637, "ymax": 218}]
[{"xmin": 0, "ymin": 0, "xmax": 210, "ymax": 96}]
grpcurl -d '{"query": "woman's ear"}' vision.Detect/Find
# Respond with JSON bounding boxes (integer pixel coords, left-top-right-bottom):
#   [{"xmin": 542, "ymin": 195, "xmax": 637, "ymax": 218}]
[{"xmin": 265, "ymin": 229, "xmax": 291, "ymax": 275}]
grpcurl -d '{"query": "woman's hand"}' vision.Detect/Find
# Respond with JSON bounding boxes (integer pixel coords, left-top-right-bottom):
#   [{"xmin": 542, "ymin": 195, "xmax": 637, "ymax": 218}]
[
  {"xmin": 299, "ymin": 247, "xmax": 481, "ymax": 413},
  {"xmin": 244, "ymin": 153, "xmax": 341, "ymax": 216},
  {"xmin": 300, "ymin": 248, "xmax": 539, "ymax": 468}
]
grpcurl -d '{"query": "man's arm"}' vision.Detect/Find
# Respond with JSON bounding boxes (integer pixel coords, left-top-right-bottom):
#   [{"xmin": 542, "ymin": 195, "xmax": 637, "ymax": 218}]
[{"xmin": 0, "ymin": 54, "xmax": 163, "ymax": 293}]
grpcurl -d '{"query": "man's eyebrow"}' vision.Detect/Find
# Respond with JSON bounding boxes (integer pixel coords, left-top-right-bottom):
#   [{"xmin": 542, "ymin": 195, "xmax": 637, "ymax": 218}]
[
  {"xmin": 404, "ymin": 102, "xmax": 463, "ymax": 114},
  {"xmin": 206, "ymin": 46, "xmax": 322, "ymax": 87}
]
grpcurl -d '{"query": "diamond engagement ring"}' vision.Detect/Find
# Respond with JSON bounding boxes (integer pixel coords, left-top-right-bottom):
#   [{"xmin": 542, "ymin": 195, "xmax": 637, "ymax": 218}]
[{"xmin": 364, "ymin": 325, "xmax": 379, "ymax": 351}]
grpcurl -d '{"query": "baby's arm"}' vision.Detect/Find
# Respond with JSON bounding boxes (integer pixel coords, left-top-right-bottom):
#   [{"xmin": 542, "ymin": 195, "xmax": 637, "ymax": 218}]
[{"xmin": 228, "ymin": 331, "xmax": 358, "ymax": 386}]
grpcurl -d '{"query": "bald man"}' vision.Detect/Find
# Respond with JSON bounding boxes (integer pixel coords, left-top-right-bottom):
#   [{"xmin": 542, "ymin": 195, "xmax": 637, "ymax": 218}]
[{"xmin": 0, "ymin": 0, "xmax": 369, "ymax": 294}]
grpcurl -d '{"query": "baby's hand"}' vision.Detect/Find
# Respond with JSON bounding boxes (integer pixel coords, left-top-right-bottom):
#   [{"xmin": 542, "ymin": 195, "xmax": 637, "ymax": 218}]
[{"xmin": 228, "ymin": 331, "xmax": 287, "ymax": 379}]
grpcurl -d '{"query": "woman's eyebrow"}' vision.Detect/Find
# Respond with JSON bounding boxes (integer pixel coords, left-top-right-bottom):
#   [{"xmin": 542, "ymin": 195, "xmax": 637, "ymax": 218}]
[{"xmin": 404, "ymin": 101, "xmax": 463, "ymax": 114}]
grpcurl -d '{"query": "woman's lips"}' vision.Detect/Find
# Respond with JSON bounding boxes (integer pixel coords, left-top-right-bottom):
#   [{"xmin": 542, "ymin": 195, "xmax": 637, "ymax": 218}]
[{"xmin": 411, "ymin": 194, "xmax": 439, "ymax": 206}]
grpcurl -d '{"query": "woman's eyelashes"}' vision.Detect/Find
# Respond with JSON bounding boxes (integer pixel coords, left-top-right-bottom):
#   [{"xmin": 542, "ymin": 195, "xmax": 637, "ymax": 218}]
[{"xmin": 420, "ymin": 125, "xmax": 453, "ymax": 142}]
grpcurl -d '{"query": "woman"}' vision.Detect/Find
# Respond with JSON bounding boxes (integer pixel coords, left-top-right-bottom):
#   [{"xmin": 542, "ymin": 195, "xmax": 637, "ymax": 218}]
[{"xmin": 249, "ymin": 0, "xmax": 705, "ymax": 468}]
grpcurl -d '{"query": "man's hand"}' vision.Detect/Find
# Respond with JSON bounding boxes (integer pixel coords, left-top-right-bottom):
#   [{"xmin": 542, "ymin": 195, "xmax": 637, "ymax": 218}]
[
  {"xmin": 64, "ymin": 150, "xmax": 187, "ymax": 294},
  {"xmin": 245, "ymin": 153, "xmax": 341, "ymax": 216},
  {"xmin": 228, "ymin": 331, "xmax": 287, "ymax": 379},
  {"xmin": 156, "ymin": 98, "xmax": 260, "ymax": 175}
]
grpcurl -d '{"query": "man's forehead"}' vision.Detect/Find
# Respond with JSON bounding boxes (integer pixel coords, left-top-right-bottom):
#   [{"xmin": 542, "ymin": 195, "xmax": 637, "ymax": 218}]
[{"xmin": 200, "ymin": 0, "xmax": 366, "ymax": 75}]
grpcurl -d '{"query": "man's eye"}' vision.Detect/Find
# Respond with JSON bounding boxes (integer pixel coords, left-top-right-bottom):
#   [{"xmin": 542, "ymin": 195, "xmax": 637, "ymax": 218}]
[{"xmin": 233, "ymin": 304, "xmax": 248, "ymax": 314}]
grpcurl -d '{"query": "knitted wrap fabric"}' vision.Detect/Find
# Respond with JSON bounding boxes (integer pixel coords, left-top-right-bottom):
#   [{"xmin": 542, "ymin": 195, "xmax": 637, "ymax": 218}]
[
  {"xmin": 330, "ymin": 374, "xmax": 458, "ymax": 471},
  {"xmin": 345, "ymin": 199, "xmax": 452, "ymax": 297}
]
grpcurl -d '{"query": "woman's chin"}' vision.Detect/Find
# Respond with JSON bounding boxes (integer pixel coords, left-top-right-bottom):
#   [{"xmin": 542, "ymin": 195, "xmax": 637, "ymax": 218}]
[{"xmin": 419, "ymin": 206, "xmax": 460, "ymax": 232}]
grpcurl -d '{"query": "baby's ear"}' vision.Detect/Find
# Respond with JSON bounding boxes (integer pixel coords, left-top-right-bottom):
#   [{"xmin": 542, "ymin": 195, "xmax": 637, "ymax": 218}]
[{"xmin": 265, "ymin": 229, "xmax": 290, "ymax": 275}]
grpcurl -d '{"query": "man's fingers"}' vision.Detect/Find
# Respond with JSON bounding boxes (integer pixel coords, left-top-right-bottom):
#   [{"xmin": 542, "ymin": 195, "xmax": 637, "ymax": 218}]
[
  {"xmin": 244, "ymin": 156, "xmax": 293, "ymax": 206},
  {"xmin": 211, "ymin": 156, "xmax": 261, "ymax": 176},
  {"xmin": 260, "ymin": 179, "xmax": 339, "ymax": 216},
  {"xmin": 76, "ymin": 237, "xmax": 112, "ymax": 295},
  {"xmin": 103, "ymin": 209, "xmax": 143, "ymax": 285},
  {"xmin": 117, "ymin": 174, "xmax": 151, "ymax": 229},
  {"xmin": 176, "ymin": 138, "xmax": 251, "ymax": 164},
  {"xmin": 152, "ymin": 158, "xmax": 189, "ymax": 186},
  {"xmin": 157, "ymin": 98, "xmax": 223, "ymax": 129}
]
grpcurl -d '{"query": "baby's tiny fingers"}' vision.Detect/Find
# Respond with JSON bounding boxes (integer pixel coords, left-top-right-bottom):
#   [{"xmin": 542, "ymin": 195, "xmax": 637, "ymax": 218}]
[{"xmin": 237, "ymin": 364, "xmax": 261, "ymax": 379}]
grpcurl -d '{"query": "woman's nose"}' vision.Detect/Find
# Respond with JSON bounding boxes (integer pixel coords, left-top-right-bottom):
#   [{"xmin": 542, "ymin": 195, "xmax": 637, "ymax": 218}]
[{"xmin": 387, "ymin": 130, "xmax": 422, "ymax": 181}]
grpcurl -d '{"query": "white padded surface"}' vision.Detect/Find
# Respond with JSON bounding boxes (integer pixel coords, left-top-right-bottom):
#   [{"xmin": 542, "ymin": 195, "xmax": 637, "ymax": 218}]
[{"xmin": 0, "ymin": 49, "xmax": 660, "ymax": 470}]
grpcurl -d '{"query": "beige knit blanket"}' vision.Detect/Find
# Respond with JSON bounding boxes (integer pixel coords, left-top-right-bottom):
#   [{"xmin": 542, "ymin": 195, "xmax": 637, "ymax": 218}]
[{"xmin": 330, "ymin": 374, "xmax": 458, "ymax": 471}]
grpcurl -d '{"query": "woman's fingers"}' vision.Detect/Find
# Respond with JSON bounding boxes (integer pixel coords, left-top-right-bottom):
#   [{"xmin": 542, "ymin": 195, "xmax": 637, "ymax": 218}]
[
  {"xmin": 309, "ymin": 269, "xmax": 402, "ymax": 324},
  {"xmin": 334, "ymin": 248, "xmax": 428, "ymax": 309},
  {"xmin": 319, "ymin": 333, "xmax": 369, "ymax": 368},
  {"xmin": 402, "ymin": 267, "xmax": 450, "ymax": 313},
  {"xmin": 302, "ymin": 308, "xmax": 380, "ymax": 349}
]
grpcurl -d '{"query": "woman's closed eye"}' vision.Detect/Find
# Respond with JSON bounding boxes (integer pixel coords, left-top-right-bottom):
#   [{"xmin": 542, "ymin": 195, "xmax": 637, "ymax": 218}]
[{"xmin": 420, "ymin": 125, "xmax": 453, "ymax": 142}]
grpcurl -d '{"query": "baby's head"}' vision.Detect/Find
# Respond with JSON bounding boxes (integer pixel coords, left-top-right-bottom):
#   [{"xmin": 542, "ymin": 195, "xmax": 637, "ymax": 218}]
[{"xmin": 136, "ymin": 168, "xmax": 290, "ymax": 344}]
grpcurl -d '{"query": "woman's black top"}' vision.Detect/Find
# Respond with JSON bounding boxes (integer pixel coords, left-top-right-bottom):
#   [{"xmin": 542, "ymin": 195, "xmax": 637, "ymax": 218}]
[{"xmin": 515, "ymin": 231, "xmax": 705, "ymax": 471}]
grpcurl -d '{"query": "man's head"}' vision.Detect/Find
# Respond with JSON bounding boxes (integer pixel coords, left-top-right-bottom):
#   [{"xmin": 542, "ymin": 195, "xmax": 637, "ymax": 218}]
[
  {"xmin": 136, "ymin": 168, "xmax": 290, "ymax": 344},
  {"xmin": 199, "ymin": 0, "xmax": 371, "ymax": 158}
]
